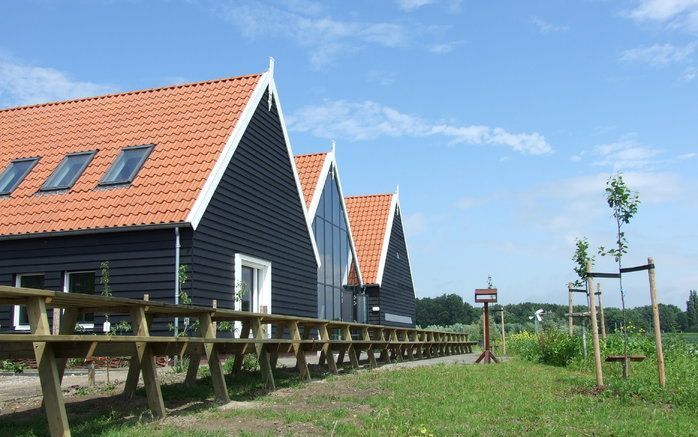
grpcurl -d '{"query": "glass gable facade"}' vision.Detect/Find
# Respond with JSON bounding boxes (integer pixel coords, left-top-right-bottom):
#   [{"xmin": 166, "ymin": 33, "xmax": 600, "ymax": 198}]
[{"xmin": 313, "ymin": 166, "xmax": 360, "ymax": 320}]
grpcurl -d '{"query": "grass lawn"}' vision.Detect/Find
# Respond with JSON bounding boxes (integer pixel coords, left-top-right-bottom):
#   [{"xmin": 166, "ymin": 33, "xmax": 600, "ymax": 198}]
[{"xmin": 1, "ymin": 359, "xmax": 696, "ymax": 436}]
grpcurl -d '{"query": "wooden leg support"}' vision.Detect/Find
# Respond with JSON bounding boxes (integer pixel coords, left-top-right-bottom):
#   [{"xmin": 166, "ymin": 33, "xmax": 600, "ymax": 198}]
[
  {"xmin": 319, "ymin": 324, "xmax": 338, "ymax": 374},
  {"xmin": 199, "ymin": 313, "xmax": 229, "ymax": 403},
  {"xmin": 131, "ymin": 307, "xmax": 166, "ymax": 418},
  {"xmin": 27, "ymin": 296, "xmax": 70, "ymax": 437},
  {"xmin": 252, "ymin": 317, "xmax": 275, "ymax": 390},
  {"xmin": 290, "ymin": 322, "xmax": 311, "ymax": 381},
  {"xmin": 232, "ymin": 321, "xmax": 251, "ymax": 375}
]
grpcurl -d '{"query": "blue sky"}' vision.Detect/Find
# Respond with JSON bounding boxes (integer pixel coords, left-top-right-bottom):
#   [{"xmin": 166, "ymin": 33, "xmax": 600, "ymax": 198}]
[{"xmin": 1, "ymin": 0, "xmax": 697, "ymax": 309}]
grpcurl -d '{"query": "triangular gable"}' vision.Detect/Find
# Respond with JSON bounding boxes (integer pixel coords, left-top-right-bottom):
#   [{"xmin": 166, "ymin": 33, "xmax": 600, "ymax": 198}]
[
  {"xmin": 346, "ymin": 192, "xmax": 415, "ymax": 288},
  {"xmin": 295, "ymin": 148, "xmax": 363, "ymax": 285}
]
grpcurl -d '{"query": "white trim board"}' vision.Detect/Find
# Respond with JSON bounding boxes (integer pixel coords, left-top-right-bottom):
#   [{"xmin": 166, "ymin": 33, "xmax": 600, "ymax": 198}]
[
  {"xmin": 185, "ymin": 66, "xmax": 321, "ymax": 267},
  {"xmin": 305, "ymin": 150, "xmax": 364, "ymax": 287},
  {"xmin": 384, "ymin": 313, "xmax": 413, "ymax": 325}
]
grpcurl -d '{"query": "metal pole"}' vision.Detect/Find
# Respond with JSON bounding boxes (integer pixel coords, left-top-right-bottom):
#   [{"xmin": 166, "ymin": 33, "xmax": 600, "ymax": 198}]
[
  {"xmin": 647, "ymin": 257, "xmax": 666, "ymax": 388},
  {"xmin": 568, "ymin": 282, "xmax": 574, "ymax": 335},
  {"xmin": 586, "ymin": 261, "xmax": 603, "ymax": 388}
]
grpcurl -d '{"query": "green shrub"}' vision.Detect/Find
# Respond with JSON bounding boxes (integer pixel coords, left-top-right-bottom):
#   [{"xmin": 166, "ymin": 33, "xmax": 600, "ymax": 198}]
[
  {"xmin": 537, "ymin": 329, "xmax": 582, "ymax": 366},
  {"xmin": 1, "ymin": 360, "xmax": 26, "ymax": 373},
  {"xmin": 222, "ymin": 354, "xmax": 259, "ymax": 373}
]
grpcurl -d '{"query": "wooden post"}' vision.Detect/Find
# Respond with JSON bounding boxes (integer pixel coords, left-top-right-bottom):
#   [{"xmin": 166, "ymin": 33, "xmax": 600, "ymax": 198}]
[
  {"xmin": 363, "ymin": 327, "xmax": 377, "ymax": 367},
  {"xmin": 231, "ymin": 321, "xmax": 250, "ymax": 375},
  {"xmin": 269, "ymin": 322, "xmax": 286, "ymax": 369},
  {"xmin": 290, "ymin": 321, "xmax": 311, "ymax": 381},
  {"xmin": 500, "ymin": 309, "xmax": 506, "ymax": 356},
  {"xmin": 568, "ymin": 282, "xmax": 574, "ymax": 336},
  {"xmin": 131, "ymin": 306, "xmax": 166, "ymax": 418},
  {"xmin": 251, "ymin": 317, "xmax": 275, "ymax": 390},
  {"xmin": 199, "ymin": 312, "xmax": 229, "ymax": 403},
  {"xmin": 597, "ymin": 283, "xmax": 607, "ymax": 341},
  {"xmin": 343, "ymin": 326, "xmax": 359, "ymax": 368},
  {"xmin": 124, "ymin": 293, "xmax": 149, "ymax": 398},
  {"xmin": 586, "ymin": 261, "xmax": 604, "ymax": 388},
  {"xmin": 27, "ymin": 296, "xmax": 70, "ymax": 437},
  {"xmin": 319, "ymin": 324, "xmax": 338, "ymax": 374},
  {"xmin": 647, "ymin": 257, "xmax": 666, "ymax": 388}
]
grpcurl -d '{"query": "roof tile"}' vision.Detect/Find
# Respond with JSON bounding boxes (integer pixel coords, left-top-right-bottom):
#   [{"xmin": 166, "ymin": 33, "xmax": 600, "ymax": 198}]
[
  {"xmin": 293, "ymin": 152, "xmax": 328, "ymax": 208},
  {"xmin": 0, "ymin": 74, "xmax": 261, "ymax": 237},
  {"xmin": 344, "ymin": 194, "xmax": 394, "ymax": 285}
]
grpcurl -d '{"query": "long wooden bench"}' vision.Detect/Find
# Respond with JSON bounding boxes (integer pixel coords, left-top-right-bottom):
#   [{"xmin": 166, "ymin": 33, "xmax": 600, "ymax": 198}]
[{"xmin": 0, "ymin": 285, "xmax": 475, "ymax": 437}]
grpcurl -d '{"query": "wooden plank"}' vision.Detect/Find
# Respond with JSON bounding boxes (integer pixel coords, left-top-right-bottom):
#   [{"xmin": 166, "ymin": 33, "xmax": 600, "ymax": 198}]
[
  {"xmin": 56, "ymin": 308, "xmax": 79, "ymax": 384},
  {"xmin": 27, "ymin": 295, "xmax": 70, "ymax": 437},
  {"xmin": 199, "ymin": 312, "xmax": 229, "ymax": 403},
  {"xmin": 251, "ymin": 317, "xmax": 275, "ymax": 390},
  {"xmin": 343, "ymin": 326, "xmax": 359, "ymax": 369},
  {"xmin": 130, "ymin": 306, "xmax": 166, "ymax": 418},
  {"xmin": 269, "ymin": 322, "xmax": 286, "ymax": 369},
  {"xmin": 124, "ymin": 306, "xmax": 152, "ymax": 400},
  {"xmin": 362, "ymin": 327, "xmax": 376, "ymax": 368}
]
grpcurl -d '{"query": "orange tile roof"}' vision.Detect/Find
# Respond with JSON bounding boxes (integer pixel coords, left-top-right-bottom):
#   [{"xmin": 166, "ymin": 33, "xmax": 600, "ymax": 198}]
[
  {"xmin": 344, "ymin": 194, "xmax": 394, "ymax": 285},
  {"xmin": 0, "ymin": 74, "xmax": 261, "ymax": 237},
  {"xmin": 293, "ymin": 152, "xmax": 327, "ymax": 208}
]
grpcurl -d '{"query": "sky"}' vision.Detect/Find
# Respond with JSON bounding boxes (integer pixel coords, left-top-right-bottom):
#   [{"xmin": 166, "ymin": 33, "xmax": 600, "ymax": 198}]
[{"xmin": 1, "ymin": 0, "xmax": 697, "ymax": 309}]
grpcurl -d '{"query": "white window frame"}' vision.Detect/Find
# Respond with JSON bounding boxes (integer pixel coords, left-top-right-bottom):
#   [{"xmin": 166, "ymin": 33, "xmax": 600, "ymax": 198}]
[
  {"xmin": 64, "ymin": 270, "xmax": 96, "ymax": 330},
  {"xmin": 234, "ymin": 253, "xmax": 272, "ymax": 338},
  {"xmin": 13, "ymin": 273, "xmax": 43, "ymax": 331}
]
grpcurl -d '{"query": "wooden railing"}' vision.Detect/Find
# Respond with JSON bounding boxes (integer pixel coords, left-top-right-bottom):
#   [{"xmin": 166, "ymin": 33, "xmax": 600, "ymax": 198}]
[{"xmin": 0, "ymin": 285, "xmax": 475, "ymax": 437}]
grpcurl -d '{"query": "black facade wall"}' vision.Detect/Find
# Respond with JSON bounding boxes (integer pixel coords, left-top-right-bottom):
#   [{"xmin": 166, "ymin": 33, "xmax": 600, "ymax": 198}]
[
  {"xmin": 190, "ymin": 89, "xmax": 317, "ymax": 318},
  {"xmin": 0, "ymin": 227, "xmax": 192, "ymax": 334},
  {"xmin": 378, "ymin": 206, "xmax": 416, "ymax": 327}
]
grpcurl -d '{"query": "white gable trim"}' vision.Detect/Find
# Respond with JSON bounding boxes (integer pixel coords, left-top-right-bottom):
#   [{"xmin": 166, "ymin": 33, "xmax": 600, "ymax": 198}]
[
  {"xmin": 375, "ymin": 193, "xmax": 398, "ymax": 286},
  {"xmin": 186, "ymin": 70, "xmax": 321, "ymax": 267},
  {"xmin": 307, "ymin": 153, "xmax": 332, "ymax": 220}
]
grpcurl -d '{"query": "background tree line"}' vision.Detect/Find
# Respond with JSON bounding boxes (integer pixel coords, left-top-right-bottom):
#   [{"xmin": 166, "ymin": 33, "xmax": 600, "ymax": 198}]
[{"xmin": 416, "ymin": 290, "xmax": 698, "ymax": 333}]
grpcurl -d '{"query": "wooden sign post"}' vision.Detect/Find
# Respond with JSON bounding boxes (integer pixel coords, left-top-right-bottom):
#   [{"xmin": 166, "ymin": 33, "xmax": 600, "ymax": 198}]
[{"xmin": 475, "ymin": 288, "xmax": 498, "ymax": 364}]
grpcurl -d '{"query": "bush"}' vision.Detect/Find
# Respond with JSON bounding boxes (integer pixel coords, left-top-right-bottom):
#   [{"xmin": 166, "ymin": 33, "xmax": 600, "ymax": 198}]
[
  {"xmin": 222, "ymin": 354, "xmax": 259, "ymax": 373},
  {"xmin": 537, "ymin": 329, "xmax": 582, "ymax": 367}
]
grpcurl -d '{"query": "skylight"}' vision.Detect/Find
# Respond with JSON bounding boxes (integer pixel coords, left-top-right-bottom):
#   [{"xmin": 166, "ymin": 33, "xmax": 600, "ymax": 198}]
[
  {"xmin": 0, "ymin": 158, "xmax": 39, "ymax": 195},
  {"xmin": 100, "ymin": 144, "xmax": 153, "ymax": 186},
  {"xmin": 40, "ymin": 151, "xmax": 95, "ymax": 191}
]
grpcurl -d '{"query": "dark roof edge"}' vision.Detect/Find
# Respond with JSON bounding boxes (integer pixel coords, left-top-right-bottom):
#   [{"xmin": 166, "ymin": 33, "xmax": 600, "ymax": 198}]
[{"xmin": 0, "ymin": 221, "xmax": 190, "ymax": 241}]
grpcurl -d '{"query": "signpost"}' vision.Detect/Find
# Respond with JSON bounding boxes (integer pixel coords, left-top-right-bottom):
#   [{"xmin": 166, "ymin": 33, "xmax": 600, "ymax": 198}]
[{"xmin": 475, "ymin": 288, "xmax": 498, "ymax": 364}]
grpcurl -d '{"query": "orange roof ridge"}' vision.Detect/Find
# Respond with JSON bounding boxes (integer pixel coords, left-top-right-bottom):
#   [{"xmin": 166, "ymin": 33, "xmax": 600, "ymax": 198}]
[
  {"xmin": 294, "ymin": 151, "xmax": 328, "ymax": 158},
  {"xmin": 345, "ymin": 193, "xmax": 394, "ymax": 199},
  {"xmin": 0, "ymin": 72, "xmax": 263, "ymax": 114}
]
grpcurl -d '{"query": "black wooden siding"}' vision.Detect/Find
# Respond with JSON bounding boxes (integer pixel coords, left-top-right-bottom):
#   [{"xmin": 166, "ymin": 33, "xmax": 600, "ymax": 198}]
[
  {"xmin": 377, "ymin": 206, "xmax": 416, "ymax": 327},
  {"xmin": 190, "ymin": 89, "xmax": 318, "ymax": 318},
  {"xmin": 0, "ymin": 227, "xmax": 192, "ymax": 333}
]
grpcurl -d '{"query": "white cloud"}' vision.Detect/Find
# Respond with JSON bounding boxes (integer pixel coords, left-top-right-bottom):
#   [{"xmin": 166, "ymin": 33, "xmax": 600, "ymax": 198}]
[
  {"xmin": 620, "ymin": 41, "xmax": 697, "ymax": 66},
  {"xmin": 427, "ymin": 40, "xmax": 464, "ymax": 54},
  {"xmin": 403, "ymin": 212, "xmax": 427, "ymax": 236},
  {"xmin": 287, "ymin": 99, "xmax": 553, "ymax": 155},
  {"xmin": 365, "ymin": 70, "xmax": 397, "ymax": 86},
  {"xmin": 592, "ymin": 138, "xmax": 662, "ymax": 170},
  {"xmin": 679, "ymin": 152, "xmax": 697, "ymax": 159},
  {"xmin": 627, "ymin": 0, "xmax": 698, "ymax": 32},
  {"xmin": 396, "ymin": 0, "xmax": 435, "ymax": 12},
  {"xmin": 530, "ymin": 16, "xmax": 569, "ymax": 34},
  {"xmin": 216, "ymin": 1, "xmax": 449, "ymax": 68},
  {"xmin": 0, "ymin": 54, "xmax": 115, "ymax": 107},
  {"xmin": 680, "ymin": 65, "xmax": 698, "ymax": 80}
]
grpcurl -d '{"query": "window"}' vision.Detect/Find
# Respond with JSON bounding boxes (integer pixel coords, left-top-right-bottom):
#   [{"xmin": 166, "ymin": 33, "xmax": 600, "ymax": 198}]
[
  {"xmin": 0, "ymin": 158, "xmax": 39, "ymax": 195},
  {"xmin": 234, "ymin": 254, "xmax": 272, "ymax": 338},
  {"xmin": 100, "ymin": 145, "xmax": 153, "ymax": 185},
  {"xmin": 41, "ymin": 152, "xmax": 95, "ymax": 191},
  {"xmin": 65, "ymin": 271, "xmax": 96, "ymax": 327},
  {"xmin": 14, "ymin": 274, "xmax": 44, "ymax": 330}
]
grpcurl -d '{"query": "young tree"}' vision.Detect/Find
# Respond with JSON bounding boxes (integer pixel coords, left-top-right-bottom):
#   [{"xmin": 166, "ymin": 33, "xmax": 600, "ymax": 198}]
[
  {"xmin": 598, "ymin": 173, "xmax": 640, "ymax": 363},
  {"xmin": 572, "ymin": 237, "xmax": 594, "ymax": 287}
]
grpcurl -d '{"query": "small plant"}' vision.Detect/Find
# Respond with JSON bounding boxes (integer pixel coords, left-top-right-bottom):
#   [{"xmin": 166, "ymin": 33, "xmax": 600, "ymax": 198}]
[
  {"xmin": 109, "ymin": 320, "xmax": 132, "ymax": 335},
  {"xmin": 178, "ymin": 264, "xmax": 191, "ymax": 305},
  {"xmin": 2, "ymin": 360, "xmax": 26, "ymax": 374}
]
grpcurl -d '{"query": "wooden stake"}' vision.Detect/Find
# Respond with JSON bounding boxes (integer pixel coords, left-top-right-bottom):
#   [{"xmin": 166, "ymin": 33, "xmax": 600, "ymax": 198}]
[
  {"xmin": 597, "ymin": 283, "xmax": 607, "ymax": 340},
  {"xmin": 568, "ymin": 282, "xmax": 574, "ymax": 336},
  {"xmin": 500, "ymin": 309, "xmax": 506, "ymax": 356},
  {"xmin": 586, "ymin": 261, "xmax": 604, "ymax": 388},
  {"xmin": 27, "ymin": 296, "xmax": 70, "ymax": 437},
  {"xmin": 647, "ymin": 257, "xmax": 666, "ymax": 388}
]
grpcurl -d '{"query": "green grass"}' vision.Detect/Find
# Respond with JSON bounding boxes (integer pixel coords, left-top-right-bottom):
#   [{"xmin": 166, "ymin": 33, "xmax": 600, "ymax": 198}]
[
  {"xmin": 2, "ymin": 359, "xmax": 695, "ymax": 436},
  {"xmin": 675, "ymin": 332, "xmax": 698, "ymax": 345}
]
